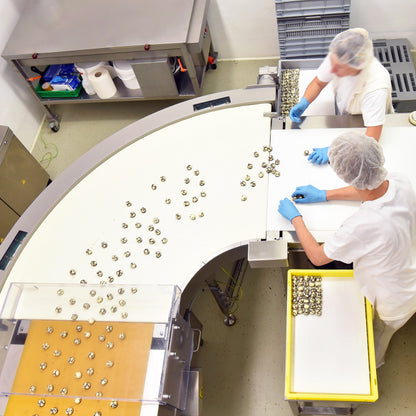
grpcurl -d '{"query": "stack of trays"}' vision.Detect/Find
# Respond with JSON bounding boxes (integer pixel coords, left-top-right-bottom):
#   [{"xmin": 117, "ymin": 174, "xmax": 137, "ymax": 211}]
[{"xmin": 275, "ymin": 0, "xmax": 351, "ymax": 59}]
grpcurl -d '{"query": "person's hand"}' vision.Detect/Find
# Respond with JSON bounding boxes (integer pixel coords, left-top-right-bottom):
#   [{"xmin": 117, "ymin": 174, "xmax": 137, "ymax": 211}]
[
  {"xmin": 308, "ymin": 146, "xmax": 329, "ymax": 164},
  {"xmin": 289, "ymin": 97, "xmax": 310, "ymax": 123},
  {"xmin": 278, "ymin": 198, "xmax": 302, "ymax": 222},
  {"xmin": 291, "ymin": 185, "xmax": 327, "ymax": 203}
]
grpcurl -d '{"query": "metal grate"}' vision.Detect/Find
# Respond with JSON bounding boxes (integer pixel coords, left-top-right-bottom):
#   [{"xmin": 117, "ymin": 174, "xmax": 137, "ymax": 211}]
[
  {"xmin": 373, "ymin": 38, "xmax": 416, "ymax": 112},
  {"xmin": 374, "ymin": 41, "xmax": 411, "ymax": 64}
]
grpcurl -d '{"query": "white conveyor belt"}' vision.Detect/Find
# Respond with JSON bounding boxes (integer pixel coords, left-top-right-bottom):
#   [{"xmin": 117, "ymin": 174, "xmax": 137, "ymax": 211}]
[
  {"xmin": 0, "ymin": 101, "xmax": 273, "ymax": 416},
  {"xmin": 267, "ymin": 126, "xmax": 416, "ymax": 238},
  {"xmin": 0, "ymin": 103, "xmax": 271, "ymax": 316}
]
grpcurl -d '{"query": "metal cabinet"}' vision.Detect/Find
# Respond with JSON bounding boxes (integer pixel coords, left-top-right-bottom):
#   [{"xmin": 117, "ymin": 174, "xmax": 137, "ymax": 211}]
[
  {"xmin": 2, "ymin": 0, "xmax": 213, "ymax": 129},
  {"xmin": 0, "ymin": 201, "xmax": 19, "ymax": 245},
  {"xmin": 0, "ymin": 126, "xmax": 50, "ymax": 243}
]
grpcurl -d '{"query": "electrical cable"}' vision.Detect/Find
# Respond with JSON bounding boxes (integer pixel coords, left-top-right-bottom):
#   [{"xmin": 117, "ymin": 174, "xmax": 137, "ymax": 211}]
[
  {"xmin": 220, "ymin": 266, "xmax": 244, "ymax": 300},
  {"xmin": 38, "ymin": 132, "xmax": 58, "ymax": 168},
  {"xmin": 185, "ymin": 266, "xmax": 244, "ymax": 319},
  {"xmin": 184, "ymin": 286, "xmax": 221, "ymax": 321}
]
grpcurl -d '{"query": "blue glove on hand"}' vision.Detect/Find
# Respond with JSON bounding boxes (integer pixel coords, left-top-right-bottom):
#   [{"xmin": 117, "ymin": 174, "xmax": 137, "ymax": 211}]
[
  {"xmin": 289, "ymin": 97, "xmax": 310, "ymax": 123},
  {"xmin": 291, "ymin": 185, "xmax": 327, "ymax": 203},
  {"xmin": 278, "ymin": 198, "xmax": 302, "ymax": 223},
  {"xmin": 308, "ymin": 146, "xmax": 329, "ymax": 165}
]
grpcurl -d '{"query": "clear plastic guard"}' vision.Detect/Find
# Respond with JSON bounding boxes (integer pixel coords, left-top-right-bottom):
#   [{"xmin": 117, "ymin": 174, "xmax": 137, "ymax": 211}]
[{"xmin": 0, "ymin": 283, "xmax": 187, "ymax": 415}]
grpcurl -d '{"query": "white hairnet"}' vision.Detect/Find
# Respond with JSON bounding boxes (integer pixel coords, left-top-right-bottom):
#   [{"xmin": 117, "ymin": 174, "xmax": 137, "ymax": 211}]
[
  {"xmin": 329, "ymin": 28, "xmax": 374, "ymax": 69},
  {"xmin": 328, "ymin": 131, "xmax": 387, "ymax": 190}
]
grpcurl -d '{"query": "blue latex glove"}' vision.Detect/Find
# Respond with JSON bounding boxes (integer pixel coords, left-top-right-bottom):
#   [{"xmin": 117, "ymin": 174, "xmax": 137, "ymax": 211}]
[
  {"xmin": 289, "ymin": 97, "xmax": 310, "ymax": 123},
  {"xmin": 308, "ymin": 146, "xmax": 329, "ymax": 165},
  {"xmin": 278, "ymin": 198, "xmax": 302, "ymax": 223},
  {"xmin": 291, "ymin": 185, "xmax": 327, "ymax": 203}
]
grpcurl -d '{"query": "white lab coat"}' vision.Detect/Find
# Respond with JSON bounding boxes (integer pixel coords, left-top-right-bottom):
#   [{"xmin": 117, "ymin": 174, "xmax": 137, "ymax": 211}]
[
  {"xmin": 324, "ymin": 173, "xmax": 416, "ymax": 321},
  {"xmin": 317, "ymin": 55, "xmax": 394, "ymax": 126}
]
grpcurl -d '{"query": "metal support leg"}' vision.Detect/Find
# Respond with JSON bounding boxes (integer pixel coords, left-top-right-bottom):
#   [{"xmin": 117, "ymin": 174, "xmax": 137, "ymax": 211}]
[
  {"xmin": 205, "ymin": 258, "xmax": 248, "ymax": 326},
  {"xmin": 288, "ymin": 400, "xmax": 359, "ymax": 415},
  {"xmin": 288, "ymin": 400, "xmax": 300, "ymax": 415},
  {"xmin": 46, "ymin": 108, "xmax": 61, "ymax": 132}
]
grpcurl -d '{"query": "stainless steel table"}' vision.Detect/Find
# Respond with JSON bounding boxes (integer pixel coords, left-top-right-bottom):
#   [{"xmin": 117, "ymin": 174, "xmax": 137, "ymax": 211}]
[{"xmin": 2, "ymin": 0, "xmax": 213, "ymax": 130}]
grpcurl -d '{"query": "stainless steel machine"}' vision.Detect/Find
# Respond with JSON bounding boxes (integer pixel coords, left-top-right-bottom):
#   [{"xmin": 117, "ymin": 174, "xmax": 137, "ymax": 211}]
[
  {"xmin": 0, "ymin": 81, "xmax": 414, "ymax": 415},
  {"xmin": 0, "ymin": 283, "xmax": 196, "ymax": 416},
  {"xmin": 0, "ymin": 126, "xmax": 50, "ymax": 243}
]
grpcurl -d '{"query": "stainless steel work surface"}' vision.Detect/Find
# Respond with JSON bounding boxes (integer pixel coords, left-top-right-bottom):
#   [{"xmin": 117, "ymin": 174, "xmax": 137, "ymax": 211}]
[{"xmin": 3, "ymin": 0, "xmax": 196, "ymax": 57}]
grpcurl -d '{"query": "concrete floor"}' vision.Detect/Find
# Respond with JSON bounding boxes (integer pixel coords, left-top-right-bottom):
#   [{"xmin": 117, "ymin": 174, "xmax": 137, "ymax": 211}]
[
  {"xmin": 31, "ymin": 60, "xmax": 416, "ymax": 415},
  {"xmin": 190, "ymin": 264, "xmax": 416, "ymax": 416}
]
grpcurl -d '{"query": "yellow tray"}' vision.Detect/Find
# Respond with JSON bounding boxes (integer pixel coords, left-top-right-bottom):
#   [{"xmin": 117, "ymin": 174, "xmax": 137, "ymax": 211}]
[{"xmin": 285, "ymin": 269, "xmax": 378, "ymax": 402}]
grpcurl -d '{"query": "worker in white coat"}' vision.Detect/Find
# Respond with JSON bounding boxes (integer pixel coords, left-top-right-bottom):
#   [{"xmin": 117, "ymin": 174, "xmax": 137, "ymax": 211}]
[
  {"xmin": 278, "ymin": 131, "xmax": 416, "ymax": 367},
  {"xmin": 289, "ymin": 28, "xmax": 394, "ymax": 164}
]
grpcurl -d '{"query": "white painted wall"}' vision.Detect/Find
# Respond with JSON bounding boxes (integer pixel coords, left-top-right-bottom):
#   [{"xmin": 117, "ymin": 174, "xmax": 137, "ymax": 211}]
[
  {"xmin": 208, "ymin": 0, "xmax": 279, "ymax": 59},
  {"xmin": 0, "ymin": 0, "xmax": 44, "ymax": 151},
  {"xmin": 208, "ymin": 0, "xmax": 416, "ymax": 60},
  {"xmin": 350, "ymin": 0, "xmax": 416, "ymax": 46}
]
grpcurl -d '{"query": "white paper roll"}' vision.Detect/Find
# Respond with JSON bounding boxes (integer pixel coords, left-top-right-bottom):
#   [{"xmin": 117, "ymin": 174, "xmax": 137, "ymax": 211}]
[
  {"xmin": 88, "ymin": 68, "xmax": 117, "ymax": 99},
  {"xmin": 81, "ymin": 77, "xmax": 96, "ymax": 95}
]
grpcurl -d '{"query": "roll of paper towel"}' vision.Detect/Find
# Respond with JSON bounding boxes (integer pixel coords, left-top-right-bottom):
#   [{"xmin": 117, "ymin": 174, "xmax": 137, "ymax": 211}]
[
  {"xmin": 75, "ymin": 62, "xmax": 105, "ymax": 95},
  {"xmin": 88, "ymin": 68, "xmax": 117, "ymax": 99}
]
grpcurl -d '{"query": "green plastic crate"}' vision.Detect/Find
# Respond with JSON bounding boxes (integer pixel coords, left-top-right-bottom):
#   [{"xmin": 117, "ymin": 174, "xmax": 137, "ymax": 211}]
[{"xmin": 35, "ymin": 81, "xmax": 82, "ymax": 98}]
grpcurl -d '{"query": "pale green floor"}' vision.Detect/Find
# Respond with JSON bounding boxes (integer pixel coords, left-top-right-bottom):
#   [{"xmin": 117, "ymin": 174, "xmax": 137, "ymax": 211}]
[{"xmin": 31, "ymin": 60, "xmax": 416, "ymax": 415}]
